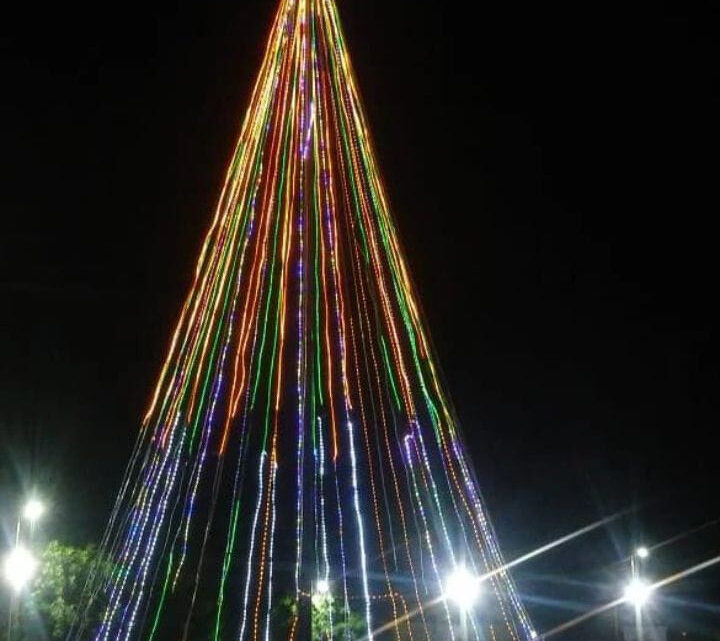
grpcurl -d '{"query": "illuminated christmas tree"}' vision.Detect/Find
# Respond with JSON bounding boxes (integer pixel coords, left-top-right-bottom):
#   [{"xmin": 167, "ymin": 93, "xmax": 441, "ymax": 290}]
[{"xmin": 71, "ymin": 1, "xmax": 535, "ymax": 639}]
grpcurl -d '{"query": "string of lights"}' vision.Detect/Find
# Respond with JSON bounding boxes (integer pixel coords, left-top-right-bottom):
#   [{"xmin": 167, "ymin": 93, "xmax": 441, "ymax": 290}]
[{"xmin": 69, "ymin": 0, "xmax": 535, "ymax": 639}]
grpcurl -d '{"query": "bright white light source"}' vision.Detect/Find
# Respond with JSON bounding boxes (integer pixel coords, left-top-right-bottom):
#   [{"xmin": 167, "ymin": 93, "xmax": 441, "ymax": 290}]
[
  {"xmin": 636, "ymin": 546, "xmax": 649, "ymax": 559},
  {"xmin": 530, "ymin": 630, "xmax": 538, "ymax": 639},
  {"xmin": 23, "ymin": 499, "xmax": 45, "ymax": 523},
  {"xmin": 312, "ymin": 579, "xmax": 332, "ymax": 607},
  {"xmin": 623, "ymin": 578, "xmax": 652, "ymax": 607},
  {"xmin": 444, "ymin": 566, "xmax": 481, "ymax": 612},
  {"xmin": 4, "ymin": 546, "xmax": 38, "ymax": 592}
]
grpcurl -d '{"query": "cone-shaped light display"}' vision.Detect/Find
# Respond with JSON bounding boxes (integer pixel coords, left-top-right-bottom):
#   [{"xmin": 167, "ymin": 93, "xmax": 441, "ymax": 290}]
[{"xmin": 70, "ymin": 1, "xmax": 535, "ymax": 640}]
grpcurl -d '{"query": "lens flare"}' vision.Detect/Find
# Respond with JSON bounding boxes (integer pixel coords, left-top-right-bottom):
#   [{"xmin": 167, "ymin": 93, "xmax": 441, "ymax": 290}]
[
  {"xmin": 445, "ymin": 566, "xmax": 482, "ymax": 612},
  {"xmin": 4, "ymin": 546, "xmax": 38, "ymax": 593},
  {"xmin": 623, "ymin": 579, "xmax": 652, "ymax": 607}
]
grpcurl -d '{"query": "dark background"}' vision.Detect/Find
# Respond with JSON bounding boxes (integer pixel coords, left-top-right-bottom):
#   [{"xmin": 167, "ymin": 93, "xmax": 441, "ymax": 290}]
[{"xmin": 1, "ymin": 0, "xmax": 718, "ymax": 637}]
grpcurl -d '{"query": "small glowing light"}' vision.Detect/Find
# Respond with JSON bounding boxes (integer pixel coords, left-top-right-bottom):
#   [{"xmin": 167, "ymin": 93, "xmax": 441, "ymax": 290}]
[
  {"xmin": 23, "ymin": 499, "xmax": 45, "ymax": 523},
  {"xmin": 636, "ymin": 546, "xmax": 649, "ymax": 559},
  {"xmin": 444, "ymin": 566, "xmax": 481, "ymax": 612},
  {"xmin": 4, "ymin": 546, "xmax": 38, "ymax": 592},
  {"xmin": 530, "ymin": 631, "xmax": 538, "ymax": 639},
  {"xmin": 312, "ymin": 579, "xmax": 332, "ymax": 607},
  {"xmin": 623, "ymin": 578, "xmax": 652, "ymax": 607}
]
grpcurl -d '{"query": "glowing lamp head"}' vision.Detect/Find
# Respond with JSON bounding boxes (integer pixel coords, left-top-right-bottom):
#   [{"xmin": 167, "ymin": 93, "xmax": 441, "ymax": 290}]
[
  {"xmin": 4, "ymin": 546, "xmax": 38, "ymax": 592},
  {"xmin": 444, "ymin": 566, "xmax": 481, "ymax": 612},
  {"xmin": 623, "ymin": 578, "xmax": 652, "ymax": 608},
  {"xmin": 23, "ymin": 498, "xmax": 45, "ymax": 523},
  {"xmin": 636, "ymin": 546, "xmax": 649, "ymax": 559},
  {"xmin": 311, "ymin": 579, "xmax": 332, "ymax": 607}
]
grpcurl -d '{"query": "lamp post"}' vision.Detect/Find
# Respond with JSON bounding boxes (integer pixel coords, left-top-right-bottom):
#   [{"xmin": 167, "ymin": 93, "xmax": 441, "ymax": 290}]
[
  {"xmin": 4, "ymin": 545, "xmax": 39, "ymax": 641},
  {"xmin": 623, "ymin": 546, "xmax": 652, "ymax": 641},
  {"xmin": 16, "ymin": 498, "xmax": 45, "ymax": 545},
  {"xmin": 630, "ymin": 546, "xmax": 649, "ymax": 585},
  {"xmin": 5, "ymin": 497, "xmax": 45, "ymax": 641}
]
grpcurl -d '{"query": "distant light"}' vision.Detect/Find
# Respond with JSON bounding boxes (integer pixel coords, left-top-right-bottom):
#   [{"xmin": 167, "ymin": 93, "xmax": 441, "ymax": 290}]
[
  {"xmin": 623, "ymin": 578, "xmax": 652, "ymax": 607},
  {"xmin": 636, "ymin": 546, "xmax": 650, "ymax": 559},
  {"xmin": 312, "ymin": 579, "xmax": 332, "ymax": 607},
  {"xmin": 530, "ymin": 631, "xmax": 538, "ymax": 639},
  {"xmin": 444, "ymin": 566, "xmax": 481, "ymax": 612},
  {"xmin": 23, "ymin": 499, "xmax": 45, "ymax": 523},
  {"xmin": 4, "ymin": 546, "xmax": 38, "ymax": 592}
]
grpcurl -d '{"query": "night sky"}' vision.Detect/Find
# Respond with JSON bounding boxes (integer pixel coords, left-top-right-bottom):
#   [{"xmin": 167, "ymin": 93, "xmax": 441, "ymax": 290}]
[{"xmin": 2, "ymin": 0, "xmax": 719, "ymax": 637}]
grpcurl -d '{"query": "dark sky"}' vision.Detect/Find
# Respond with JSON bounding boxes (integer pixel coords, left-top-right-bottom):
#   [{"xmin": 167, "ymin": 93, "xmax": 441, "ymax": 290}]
[{"xmin": 1, "ymin": 0, "xmax": 718, "ymax": 637}]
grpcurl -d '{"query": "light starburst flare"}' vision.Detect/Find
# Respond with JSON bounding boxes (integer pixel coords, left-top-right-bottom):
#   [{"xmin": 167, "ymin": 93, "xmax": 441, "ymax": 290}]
[
  {"xmin": 4, "ymin": 546, "xmax": 38, "ymax": 593},
  {"xmin": 623, "ymin": 578, "xmax": 653, "ymax": 608}
]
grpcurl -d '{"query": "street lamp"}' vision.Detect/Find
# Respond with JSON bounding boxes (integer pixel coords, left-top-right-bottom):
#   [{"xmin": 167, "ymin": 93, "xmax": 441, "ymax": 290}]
[
  {"xmin": 6, "ymin": 498, "xmax": 45, "ymax": 641},
  {"xmin": 623, "ymin": 578, "xmax": 652, "ymax": 608},
  {"xmin": 22, "ymin": 499, "xmax": 44, "ymax": 524},
  {"xmin": 636, "ymin": 546, "xmax": 649, "ymax": 560},
  {"xmin": 623, "ymin": 576, "xmax": 653, "ymax": 641},
  {"xmin": 3, "ymin": 546, "xmax": 38, "ymax": 593},
  {"xmin": 15, "ymin": 497, "xmax": 45, "ymax": 546},
  {"xmin": 444, "ymin": 566, "xmax": 481, "ymax": 641},
  {"xmin": 444, "ymin": 566, "xmax": 481, "ymax": 612},
  {"xmin": 4, "ymin": 545, "xmax": 39, "ymax": 641}
]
